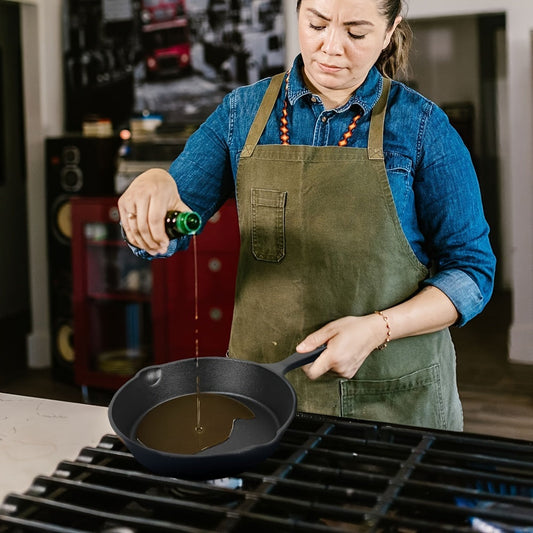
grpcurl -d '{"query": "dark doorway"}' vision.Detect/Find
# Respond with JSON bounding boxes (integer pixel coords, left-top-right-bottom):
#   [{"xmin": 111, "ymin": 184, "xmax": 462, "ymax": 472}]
[
  {"xmin": 477, "ymin": 13, "xmax": 506, "ymax": 290},
  {"xmin": 0, "ymin": 0, "xmax": 31, "ymax": 383}
]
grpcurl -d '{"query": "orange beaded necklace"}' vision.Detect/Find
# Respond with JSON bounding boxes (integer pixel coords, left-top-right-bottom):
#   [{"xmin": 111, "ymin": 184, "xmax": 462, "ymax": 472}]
[{"xmin": 280, "ymin": 70, "xmax": 362, "ymax": 146}]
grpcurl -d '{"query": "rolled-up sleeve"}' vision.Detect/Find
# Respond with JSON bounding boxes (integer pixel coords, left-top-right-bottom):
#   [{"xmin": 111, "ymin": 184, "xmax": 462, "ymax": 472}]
[{"xmin": 424, "ymin": 269, "xmax": 486, "ymax": 326}]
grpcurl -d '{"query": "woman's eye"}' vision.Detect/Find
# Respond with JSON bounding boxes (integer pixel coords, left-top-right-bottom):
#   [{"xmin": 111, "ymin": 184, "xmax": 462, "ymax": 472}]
[
  {"xmin": 309, "ymin": 23, "xmax": 325, "ymax": 31},
  {"xmin": 348, "ymin": 32, "xmax": 366, "ymax": 40}
]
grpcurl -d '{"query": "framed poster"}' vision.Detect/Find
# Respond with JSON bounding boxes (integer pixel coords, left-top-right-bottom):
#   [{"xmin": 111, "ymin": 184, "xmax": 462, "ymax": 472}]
[
  {"xmin": 133, "ymin": 0, "xmax": 286, "ymax": 124},
  {"xmin": 63, "ymin": 0, "xmax": 286, "ymax": 130}
]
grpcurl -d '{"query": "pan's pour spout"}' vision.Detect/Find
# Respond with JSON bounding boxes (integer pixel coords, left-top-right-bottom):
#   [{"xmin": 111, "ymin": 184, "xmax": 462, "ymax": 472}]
[{"xmin": 267, "ymin": 345, "xmax": 327, "ymax": 376}]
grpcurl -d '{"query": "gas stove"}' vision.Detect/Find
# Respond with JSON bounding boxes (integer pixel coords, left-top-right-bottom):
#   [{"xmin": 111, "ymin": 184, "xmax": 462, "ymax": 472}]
[{"xmin": 1, "ymin": 412, "xmax": 532, "ymax": 532}]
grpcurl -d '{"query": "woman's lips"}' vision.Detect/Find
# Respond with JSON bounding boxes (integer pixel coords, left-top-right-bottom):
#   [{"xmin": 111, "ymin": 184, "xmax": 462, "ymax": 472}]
[{"xmin": 317, "ymin": 62, "xmax": 343, "ymax": 73}]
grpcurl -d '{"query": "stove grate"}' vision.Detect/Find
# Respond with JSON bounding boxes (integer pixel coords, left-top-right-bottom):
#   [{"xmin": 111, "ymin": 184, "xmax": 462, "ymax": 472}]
[{"xmin": 1, "ymin": 413, "xmax": 532, "ymax": 532}]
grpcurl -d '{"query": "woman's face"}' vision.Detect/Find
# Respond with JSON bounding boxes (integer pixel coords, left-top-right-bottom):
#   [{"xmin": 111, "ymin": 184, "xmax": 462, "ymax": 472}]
[{"xmin": 298, "ymin": 0, "xmax": 401, "ymax": 98}]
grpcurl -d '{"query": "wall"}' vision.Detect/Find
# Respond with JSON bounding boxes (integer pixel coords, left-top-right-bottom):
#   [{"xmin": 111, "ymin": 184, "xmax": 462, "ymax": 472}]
[
  {"xmin": 6, "ymin": 0, "xmax": 63, "ymax": 367},
  {"xmin": 13, "ymin": 0, "xmax": 533, "ymax": 366}
]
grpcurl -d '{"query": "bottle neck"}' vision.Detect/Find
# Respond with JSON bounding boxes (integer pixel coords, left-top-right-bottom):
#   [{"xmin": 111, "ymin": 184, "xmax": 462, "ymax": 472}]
[{"xmin": 165, "ymin": 210, "xmax": 202, "ymax": 238}]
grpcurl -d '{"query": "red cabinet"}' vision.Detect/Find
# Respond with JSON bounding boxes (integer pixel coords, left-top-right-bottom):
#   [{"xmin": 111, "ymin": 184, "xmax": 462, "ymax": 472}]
[
  {"xmin": 151, "ymin": 204, "xmax": 240, "ymax": 360},
  {"xmin": 71, "ymin": 196, "xmax": 239, "ymax": 390}
]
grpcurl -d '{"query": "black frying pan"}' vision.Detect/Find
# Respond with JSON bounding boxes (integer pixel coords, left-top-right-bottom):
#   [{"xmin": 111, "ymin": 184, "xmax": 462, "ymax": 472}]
[{"xmin": 108, "ymin": 346, "xmax": 325, "ymax": 479}]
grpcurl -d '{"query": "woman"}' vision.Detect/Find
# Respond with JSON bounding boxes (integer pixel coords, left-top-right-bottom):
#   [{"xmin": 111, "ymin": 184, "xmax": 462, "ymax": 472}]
[{"xmin": 119, "ymin": 0, "xmax": 496, "ymax": 430}]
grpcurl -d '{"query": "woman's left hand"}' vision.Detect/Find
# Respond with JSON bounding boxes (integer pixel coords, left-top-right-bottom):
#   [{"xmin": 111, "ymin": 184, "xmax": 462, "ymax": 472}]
[
  {"xmin": 296, "ymin": 286, "xmax": 460, "ymax": 380},
  {"xmin": 296, "ymin": 314, "xmax": 387, "ymax": 380}
]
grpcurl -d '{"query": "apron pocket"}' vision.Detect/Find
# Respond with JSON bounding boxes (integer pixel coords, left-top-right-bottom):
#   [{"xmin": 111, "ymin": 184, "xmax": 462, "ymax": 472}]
[
  {"xmin": 251, "ymin": 188, "xmax": 287, "ymax": 262},
  {"xmin": 340, "ymin": 364, "xmax": 447, "ymax": 429}
]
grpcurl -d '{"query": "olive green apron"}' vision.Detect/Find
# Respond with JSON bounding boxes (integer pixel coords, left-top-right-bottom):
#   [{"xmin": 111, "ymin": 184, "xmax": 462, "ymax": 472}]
[{"xmin": 228, "ymin": 73, "xmax": 463, "ymax": 430}]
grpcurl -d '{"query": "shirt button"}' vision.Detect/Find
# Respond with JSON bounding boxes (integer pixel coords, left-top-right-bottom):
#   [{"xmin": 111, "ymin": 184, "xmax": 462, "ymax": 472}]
[
  {"xmin": 311, "ymin": 96, "xmax": 317, "ymax": 103},
  {"xmin": 321, "ymin": 116, "xmax": 327, "ymax": 123}
]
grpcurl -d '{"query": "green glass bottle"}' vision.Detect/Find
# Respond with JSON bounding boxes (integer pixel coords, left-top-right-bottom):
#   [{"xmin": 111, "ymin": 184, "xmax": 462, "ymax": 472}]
[{"xmin": 165, "ymin": 210, "xmax": 202, "ymax": 238}]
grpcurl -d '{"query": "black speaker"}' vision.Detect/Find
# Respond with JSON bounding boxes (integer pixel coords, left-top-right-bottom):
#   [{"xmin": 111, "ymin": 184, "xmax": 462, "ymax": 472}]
[{"xmin": 46, "ymin": 135, "xmax": 121, "ymax": 381}]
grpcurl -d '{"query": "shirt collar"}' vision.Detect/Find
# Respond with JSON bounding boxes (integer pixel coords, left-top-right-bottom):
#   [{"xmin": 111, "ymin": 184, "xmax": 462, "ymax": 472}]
[{"xmin": 287, "ymin": 54, "xmax": 384, "ymax": 116}]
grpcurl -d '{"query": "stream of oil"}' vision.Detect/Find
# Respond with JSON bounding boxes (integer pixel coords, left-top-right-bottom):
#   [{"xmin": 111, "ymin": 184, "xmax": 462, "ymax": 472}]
[
  {"xmin": 136, "ymin": 234, "xmax": 255, "ymax": 455},
  {"xmin": 193, "ymin": 233, "xmax": 201, "ymax": 433}
]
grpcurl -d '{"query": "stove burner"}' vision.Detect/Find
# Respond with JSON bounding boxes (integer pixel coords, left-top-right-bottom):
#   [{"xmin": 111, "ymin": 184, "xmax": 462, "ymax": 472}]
[{"xmin": 1, "ymin": 413, "xmax": 532, "ymax": 532}]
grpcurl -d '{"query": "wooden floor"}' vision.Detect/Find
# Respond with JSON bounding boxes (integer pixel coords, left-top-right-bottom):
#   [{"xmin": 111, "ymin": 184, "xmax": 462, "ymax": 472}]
[
  {"xmin": 453, "ymin": 290, "xmax": 533, "ymax": 441},
  {"xmin": 1, "ymin": 290, "xmax": 533, "ymax": 441},
  {"xmin": 460, "ymin": 389, "xmax": 533, "ymax": 440}
]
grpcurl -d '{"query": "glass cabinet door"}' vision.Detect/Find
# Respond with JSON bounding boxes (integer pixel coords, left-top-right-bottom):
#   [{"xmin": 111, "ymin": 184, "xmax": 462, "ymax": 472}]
[
  {"xmin": 83, "ymin": 220, "xmax": 153, "ymax": 376},
  {"xmin": 71, "ymin": 197, "xmax": 156, "ymax": 389}
]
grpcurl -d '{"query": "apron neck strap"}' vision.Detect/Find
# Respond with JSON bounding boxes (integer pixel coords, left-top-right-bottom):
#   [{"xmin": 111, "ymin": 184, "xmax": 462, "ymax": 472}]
[
  {"xmin": 241, "ymin": 72, "xmax": 391, "ymax": 159},
  {"xmin": 367, "ymin": 77, "xmax": 391, "ymax": 160},
  {"xmin": 242, "ymin": 72, "xmax": 285, "ymax": 157}
]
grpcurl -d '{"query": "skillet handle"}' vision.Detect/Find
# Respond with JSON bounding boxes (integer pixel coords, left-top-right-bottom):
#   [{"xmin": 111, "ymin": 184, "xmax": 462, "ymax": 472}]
[{"xmin": 267, "ymin": 344, "xmax": 327, "ymax": 376}]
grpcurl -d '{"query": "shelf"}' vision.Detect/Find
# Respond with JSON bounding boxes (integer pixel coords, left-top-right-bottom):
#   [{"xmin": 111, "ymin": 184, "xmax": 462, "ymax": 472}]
[
  {"xmin": 88, "ymin": 291, "xmax": 151, "ymax": 302},
  {"xmin": 86, "ymin": 240, "xmax": 126, "ymax": 247}
]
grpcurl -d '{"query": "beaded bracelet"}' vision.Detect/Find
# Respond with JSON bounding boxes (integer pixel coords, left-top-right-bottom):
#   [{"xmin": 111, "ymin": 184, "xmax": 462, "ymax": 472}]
[{"xmin": 374, "ymin": 310, "xmax": 391, "ymax": 350}]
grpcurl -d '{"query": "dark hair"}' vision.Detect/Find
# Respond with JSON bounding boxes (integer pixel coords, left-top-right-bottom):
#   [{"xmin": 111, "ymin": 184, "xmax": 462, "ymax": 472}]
[
  {"xmin": 296, "ymin": 0, "xmax": 412, "ymax": 79},
  {"xmin": 375, "ymin": 0, "xmax": 412, "ymax": 79}
]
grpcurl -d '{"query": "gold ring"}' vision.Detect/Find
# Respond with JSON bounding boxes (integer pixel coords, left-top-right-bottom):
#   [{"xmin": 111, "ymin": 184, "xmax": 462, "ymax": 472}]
[{"xmin": 127, "ymin": 212, "xmax": 136, "ymax": 219}]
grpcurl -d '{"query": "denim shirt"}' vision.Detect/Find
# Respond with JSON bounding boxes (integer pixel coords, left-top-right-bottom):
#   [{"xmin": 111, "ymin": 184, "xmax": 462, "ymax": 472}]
[{"xmin": 137, "ymin": 55, "xmax": 495, "ymax": 326}]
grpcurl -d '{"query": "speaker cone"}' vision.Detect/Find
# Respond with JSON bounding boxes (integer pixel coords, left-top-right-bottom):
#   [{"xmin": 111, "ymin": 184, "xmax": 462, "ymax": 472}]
[
  {"xmin": 51, "ymin": 196, "xmax": 73, "ymax": 245},
  {"xmin": 56, "ymin": 321, "xmax": 75, "ymax": 364}
]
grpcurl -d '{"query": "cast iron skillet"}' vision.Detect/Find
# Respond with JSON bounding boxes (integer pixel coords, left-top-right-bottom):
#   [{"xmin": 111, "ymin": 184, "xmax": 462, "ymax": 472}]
[{"xmin": 108, "ymin": 346, "xmax": 325, "ymax": 479}]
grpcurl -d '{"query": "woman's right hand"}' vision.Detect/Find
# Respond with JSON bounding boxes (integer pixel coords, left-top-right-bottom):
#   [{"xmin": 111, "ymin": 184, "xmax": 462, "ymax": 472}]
[{"xmin": 117, "ymin": 168, "xmax": 192, "ymax": 255}]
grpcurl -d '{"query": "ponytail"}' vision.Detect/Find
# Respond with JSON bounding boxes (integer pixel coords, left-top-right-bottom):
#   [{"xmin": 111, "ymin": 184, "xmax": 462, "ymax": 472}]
[{"xmin": 376, "ymin": 18, "xmax": 413, "ymax": 80}]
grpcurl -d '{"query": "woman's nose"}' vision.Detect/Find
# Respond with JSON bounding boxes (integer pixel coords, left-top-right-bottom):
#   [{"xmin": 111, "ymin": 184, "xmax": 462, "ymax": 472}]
[{"xmin": 321, "ymin": 28, "xmax": 343, "ymax": 55}]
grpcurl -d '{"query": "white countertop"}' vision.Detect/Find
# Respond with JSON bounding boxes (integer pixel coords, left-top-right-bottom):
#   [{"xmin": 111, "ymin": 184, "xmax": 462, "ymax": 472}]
[{"xmin": 0, "ymin": 393, "xmax": 112, "ymax": 502}]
